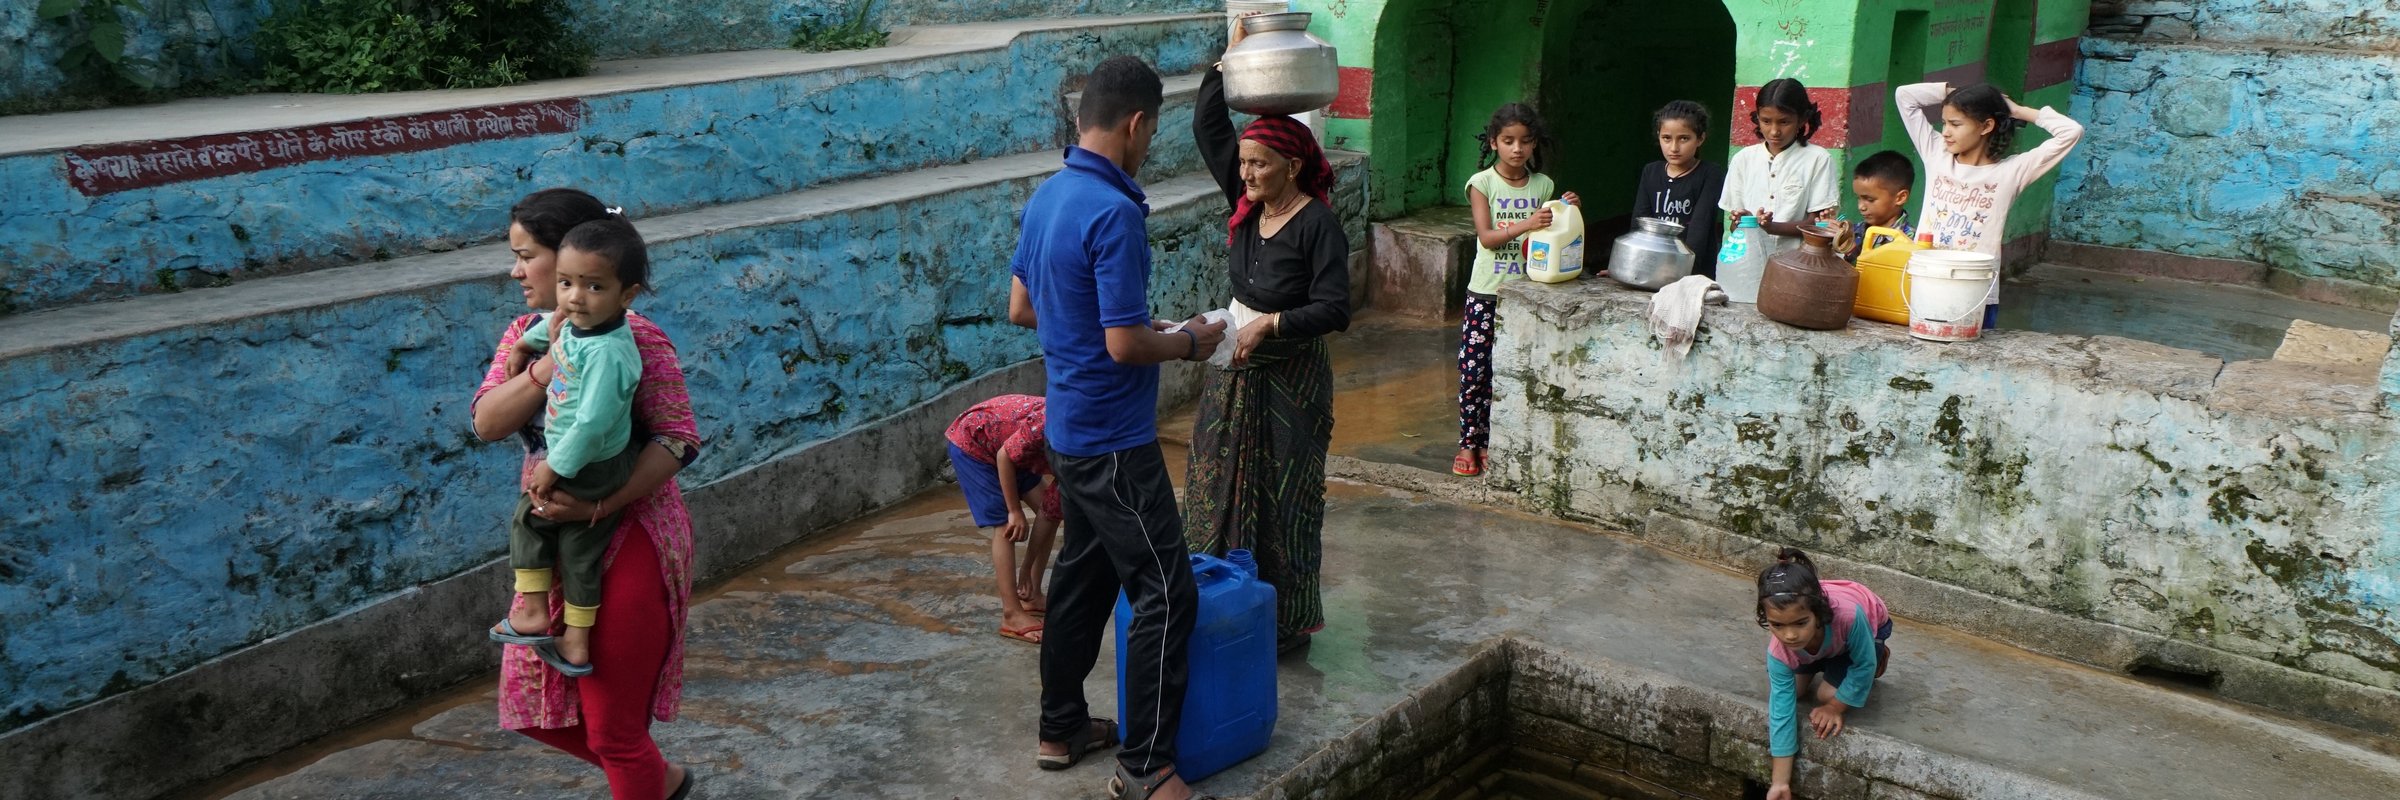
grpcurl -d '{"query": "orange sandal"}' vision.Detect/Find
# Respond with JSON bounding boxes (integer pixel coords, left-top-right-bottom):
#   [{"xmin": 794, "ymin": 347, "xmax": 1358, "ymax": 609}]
[
  {"xmin": 1452, "ymin": 450, "xmax": 1482, "ymax": 477},
  {"xmin": 1000, "ymin": 622, "xmax": 1045, "ymax": 644}
]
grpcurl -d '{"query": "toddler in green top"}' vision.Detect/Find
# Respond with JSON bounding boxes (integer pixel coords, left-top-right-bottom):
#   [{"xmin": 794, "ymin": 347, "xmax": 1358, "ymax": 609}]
[{"xmin": 488, "ymin": 217, "xmax": 650, "ymax": 676}]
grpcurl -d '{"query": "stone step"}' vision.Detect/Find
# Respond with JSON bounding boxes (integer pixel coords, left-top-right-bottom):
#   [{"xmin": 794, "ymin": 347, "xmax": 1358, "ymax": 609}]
[
  {"xmin": 1371, "ymin": 206, "xmax": 1478, "ymax": 322},
  {"xmin": 0, "ymin": 13, "xmax": 1225, "ymax": 315},
  {"xmin": 0, "ymin": 144, "xmax": 1367, "ymax": 800}
]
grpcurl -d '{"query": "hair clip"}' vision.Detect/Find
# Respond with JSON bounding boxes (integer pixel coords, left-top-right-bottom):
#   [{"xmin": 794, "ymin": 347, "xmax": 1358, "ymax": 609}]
[{"xmin": 605, "ymin": 206, "xmax": 625, "ymax": 216}]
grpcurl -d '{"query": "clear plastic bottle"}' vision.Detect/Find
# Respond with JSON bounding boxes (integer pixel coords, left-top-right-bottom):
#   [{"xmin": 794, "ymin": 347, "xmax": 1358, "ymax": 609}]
[{"xmin": 1717, "ymin": 216, "xmax": 1768, "ymax": 303}]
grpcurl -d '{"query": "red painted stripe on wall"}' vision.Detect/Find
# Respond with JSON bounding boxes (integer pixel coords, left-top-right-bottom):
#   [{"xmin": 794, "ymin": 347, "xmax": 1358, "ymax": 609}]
[
  {"xmin": 61, "ymin": 100, "xmax": 587, "ymax": 195},
  {"xmin": 1924, "ymin": 61, "xmax": 1987, "ymax": 88},
  {"xmin": 2024, "ymin": 38, "xmax": 2080, "ymax": 90},
  {"xmin": 1728, "ymin": 86, "xmax": 1856, "ymax": 147},
  {"xmin": 1328, "ymin": 67, "xmax": 1373, "ymax": 119},
  {"xmin": 1847, "ymin": 83, "xmax": 1887, "ymax": 148}
]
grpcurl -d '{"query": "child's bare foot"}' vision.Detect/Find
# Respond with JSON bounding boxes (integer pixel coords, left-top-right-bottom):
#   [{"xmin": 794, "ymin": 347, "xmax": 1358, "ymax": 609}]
[
  {"xmin": 1000, "ymin": 610, "xmax": 1044, "ymax": 643},
  {"xmin": 558, "ymin": 625, "xmax": 593, "ymax": 666},
  {"xmin": 1023, "ymin": 590, "xmax": 1048, "ymax": 615},
  {"xmin": 499, "ymin": 593, "xmax": 553, "ymax": 637}
]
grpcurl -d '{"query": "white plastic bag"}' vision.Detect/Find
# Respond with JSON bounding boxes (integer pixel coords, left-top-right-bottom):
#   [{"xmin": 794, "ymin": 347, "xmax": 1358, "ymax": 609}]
[{"xmin": 1163, "ymin": 308, "xmax": 1240, "ymax": 367}]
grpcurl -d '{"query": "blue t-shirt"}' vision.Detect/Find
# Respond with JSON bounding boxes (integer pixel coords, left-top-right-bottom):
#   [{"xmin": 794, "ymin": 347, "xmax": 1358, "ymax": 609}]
[{"xmin": 1011, "ymin": 147, "xmax": 1158, "ymax": 458}]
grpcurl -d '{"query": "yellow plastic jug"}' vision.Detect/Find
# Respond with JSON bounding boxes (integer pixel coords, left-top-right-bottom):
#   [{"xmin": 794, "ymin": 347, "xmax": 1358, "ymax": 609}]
[
  {"xmin": 1852, "ymin": 226, "xmax": 1916, "ymax": 325},
  {"xmin": 1523, "ymin": 200, "xmax": 1585, "ymax": 284}
]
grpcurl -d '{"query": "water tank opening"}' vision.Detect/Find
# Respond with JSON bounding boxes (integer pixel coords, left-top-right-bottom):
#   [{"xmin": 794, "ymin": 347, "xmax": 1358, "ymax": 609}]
[{"xmin": 2129, "ymin": 658, "xmax": 2222, "ymax": 693}]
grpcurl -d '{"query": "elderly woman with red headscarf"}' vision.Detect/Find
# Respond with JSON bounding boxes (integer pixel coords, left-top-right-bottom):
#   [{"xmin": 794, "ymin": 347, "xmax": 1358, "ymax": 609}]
[{"xmin": 1183, "ymin": 28, "xmax": 1352, "ymax": 656}]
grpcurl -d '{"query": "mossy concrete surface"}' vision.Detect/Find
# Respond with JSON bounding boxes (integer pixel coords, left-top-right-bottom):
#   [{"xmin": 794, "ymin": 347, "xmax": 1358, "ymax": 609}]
[{"xmin": 1490, "ymin": 277, "xmax": 2400, "ymax": 733}]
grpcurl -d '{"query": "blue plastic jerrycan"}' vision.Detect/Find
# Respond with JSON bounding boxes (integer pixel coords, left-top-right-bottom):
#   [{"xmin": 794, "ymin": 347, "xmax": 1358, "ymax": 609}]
[{"xmin": 1113, "ymin": 550, "xmax": 1278, "ymax": 783}]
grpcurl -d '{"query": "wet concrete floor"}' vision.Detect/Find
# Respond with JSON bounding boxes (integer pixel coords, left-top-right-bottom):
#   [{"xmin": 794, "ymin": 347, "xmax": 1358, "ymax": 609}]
[
  {"xmin": 190, "ymin": 311, "xmax": 2400, "ymax": 800},
  {"xmin": 2002, "ymin": 264, "xmax": 2391, "ymax": 362}
]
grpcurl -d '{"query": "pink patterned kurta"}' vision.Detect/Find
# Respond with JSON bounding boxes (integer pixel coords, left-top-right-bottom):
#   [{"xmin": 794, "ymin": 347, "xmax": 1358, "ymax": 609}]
[{"xmin": 475, "ymin": 311, "xmax": 700, "ymax": 728}]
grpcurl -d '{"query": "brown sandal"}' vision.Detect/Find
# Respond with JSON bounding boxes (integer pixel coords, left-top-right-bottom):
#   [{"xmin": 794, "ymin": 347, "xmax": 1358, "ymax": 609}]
[{"xmin": 1035, "ymin": 717, "xmax": 1118, "ymax": 771}]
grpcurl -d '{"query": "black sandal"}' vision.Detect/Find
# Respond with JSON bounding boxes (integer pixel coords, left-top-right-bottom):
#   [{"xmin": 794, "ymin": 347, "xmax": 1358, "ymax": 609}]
[
  {"xmin": 1035, "ymin": 717, "xmax": 1118, "ymax": 771},
  {"xmin": 1108, "ymin": 764, "xmax": 1220, "ymax": 800},
  {"xmin": 665, "ymin": 766, "xmax": 695, "ymax": 800}
]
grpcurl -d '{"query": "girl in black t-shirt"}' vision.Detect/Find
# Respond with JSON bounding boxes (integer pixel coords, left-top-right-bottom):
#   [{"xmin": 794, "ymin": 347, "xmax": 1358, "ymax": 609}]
[{"xmin": 1631, "ymin": 101, "xmax": 1729, "ymax": 277}]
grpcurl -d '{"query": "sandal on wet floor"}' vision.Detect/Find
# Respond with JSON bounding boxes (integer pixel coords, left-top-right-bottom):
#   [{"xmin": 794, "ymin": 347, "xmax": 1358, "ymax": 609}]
[
  {"xmin": 487, "ymin": 618, "xmax": 553, "ymax": 646},
  {"xmin": 1451, "ymin": 450, "xmax": 1481, "ymax": 477},
  {"xmin": 1108, "ymin": 764, "xmax": 1220, "ymax": 800},
  {"xmin": 1035, "ymin": 717, "xmax": 1119, "ymax": 771},
  {"xmin": 533, "ymin": 639, "xmax": 594, "ymax": 677},
  {"xmin": 999, "ymin": 622, "xmax": 1045, "ymax": 644}
]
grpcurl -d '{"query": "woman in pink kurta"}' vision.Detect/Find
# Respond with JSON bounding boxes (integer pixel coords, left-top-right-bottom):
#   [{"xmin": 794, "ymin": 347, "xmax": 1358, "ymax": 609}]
[{"xmin": 473, "ymin": 188, "xmax": 701, "ymax": 800}]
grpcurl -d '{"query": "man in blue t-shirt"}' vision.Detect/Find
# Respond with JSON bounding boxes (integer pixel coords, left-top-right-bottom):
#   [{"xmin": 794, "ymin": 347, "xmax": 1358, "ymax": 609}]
[{"xmin": 1011, "ymin": 55, "xmax": 1227, "ymax": 800}]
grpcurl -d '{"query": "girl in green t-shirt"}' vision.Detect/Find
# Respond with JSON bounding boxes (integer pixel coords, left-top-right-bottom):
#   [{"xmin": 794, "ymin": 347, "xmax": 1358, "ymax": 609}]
[{"xmin": 1456, "ymin": 103, "xmax": 1578, "ymax": 477}]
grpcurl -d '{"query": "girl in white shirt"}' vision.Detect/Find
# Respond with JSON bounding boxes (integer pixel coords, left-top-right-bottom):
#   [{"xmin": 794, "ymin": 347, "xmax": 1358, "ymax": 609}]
[
  {"xmin": 1894, "ymin": 81, "xmax": 2085, "ymax": 329},
  {"xmin": 1720, "ymin": 78, "xmax": 1841, "ymax": 256}
]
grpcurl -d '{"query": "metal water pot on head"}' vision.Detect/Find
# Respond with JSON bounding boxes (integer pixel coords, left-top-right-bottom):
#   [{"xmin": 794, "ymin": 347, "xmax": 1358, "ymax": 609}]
[
  {"xmin": 1607, "ymin": 217, "xmax": 1696, "ymax": 290},
  {"xmin": 1221, "ymin": 12, "xmax": 1339, "ymax": 116}
]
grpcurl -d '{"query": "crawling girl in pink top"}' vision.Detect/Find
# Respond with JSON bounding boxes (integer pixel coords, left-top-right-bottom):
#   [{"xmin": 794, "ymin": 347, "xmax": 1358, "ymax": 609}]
[{"xmin": 1756, "ymin": 548, "xmax": 1893, "ymax": 800}]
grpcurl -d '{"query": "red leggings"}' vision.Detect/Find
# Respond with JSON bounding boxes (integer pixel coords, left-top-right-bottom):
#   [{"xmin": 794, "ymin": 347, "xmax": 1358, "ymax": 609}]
[{"xmin": 518, "ymin": 530, "xmax": 674, "ymax": 799}]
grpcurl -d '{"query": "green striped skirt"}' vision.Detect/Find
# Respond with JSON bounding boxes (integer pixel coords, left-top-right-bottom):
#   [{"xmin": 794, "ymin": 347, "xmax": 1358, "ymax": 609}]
[{"xmin": 1182, "ymin": 336, "xmax": 1333, "ymax": 641}]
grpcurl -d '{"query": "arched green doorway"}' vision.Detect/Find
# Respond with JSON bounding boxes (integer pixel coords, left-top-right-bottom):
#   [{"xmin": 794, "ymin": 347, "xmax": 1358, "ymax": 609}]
[
  {"xmin": 1536, "ymin": 0, "xmax": 1739, "ymax": 248},
  {"xmin": 1364, "ymin": 0, "xmax": 1737, "ymax": 231}
]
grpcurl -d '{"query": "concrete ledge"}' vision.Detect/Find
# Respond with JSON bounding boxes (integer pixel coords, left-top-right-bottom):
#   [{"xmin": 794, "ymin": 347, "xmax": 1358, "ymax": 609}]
[
  {"xmin": 1635, "ymin": 511, "xmax": 2400, "ymax": 738},
  {"xmin": 1483, "ymin": 276, "xmax": 2400, "ymax": 735},
  {"xmin": 1370, "ymin": 207, "xmax": 1475, "ymax": 322},
  {"xmin": 0, "ymin": 150, "xmax": 1365, "ymax": 361},
  {"xmin": 0, "ymin": 15, "xmax": 1218, "ymax": 156},
  {"xmin": 2048, "ymin": 242, "xmax": 2400, "ymax": 314},
  {"xmin": 1326, "ymin": 451, "xmax": 2400, "ymax": 739},
  {"xmin": 0, "ymin": 14, "xmax": 1226, "ymax": 313},
  {"xmin": 2048, "ymin": 240, "xmax": 2270, "ymax": 286},
  {"xmin": 1251, "ymin": 636, "xmax": 2109, "ymax": 800}
]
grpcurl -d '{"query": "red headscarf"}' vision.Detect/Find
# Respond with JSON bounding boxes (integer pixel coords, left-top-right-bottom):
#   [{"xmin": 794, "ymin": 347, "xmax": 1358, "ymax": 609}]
[{"xmin": 1227, "ymin": 115, "xmax": 1336, "ymax": 244}]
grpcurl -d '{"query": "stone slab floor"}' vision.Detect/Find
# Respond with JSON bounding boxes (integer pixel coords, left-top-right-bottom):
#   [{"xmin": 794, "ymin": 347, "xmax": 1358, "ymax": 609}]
[{"xmin": 189, "ymin": 314, "xmax": 2400, "ymax": 800}]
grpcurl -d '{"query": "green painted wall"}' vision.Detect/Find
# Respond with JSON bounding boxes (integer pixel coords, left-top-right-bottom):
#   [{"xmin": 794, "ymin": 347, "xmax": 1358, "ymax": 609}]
[
  {"xmin": 1539, "ymin": 0, "xmax": 1739, "ymax": 239},
  {"xmin": 1314, "ymin": 0, "xmax": 2089, "ymax": 239}
]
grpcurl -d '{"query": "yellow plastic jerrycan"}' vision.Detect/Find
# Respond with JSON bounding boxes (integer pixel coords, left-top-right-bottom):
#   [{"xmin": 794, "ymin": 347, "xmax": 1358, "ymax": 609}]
[
  {"xmin": 1523, "ymin": 199, "xmax": 1585, "ymax": 284},
  {"xmin": 1852, "ymin": 226, "xmax": 1917, "ymax": 325}
]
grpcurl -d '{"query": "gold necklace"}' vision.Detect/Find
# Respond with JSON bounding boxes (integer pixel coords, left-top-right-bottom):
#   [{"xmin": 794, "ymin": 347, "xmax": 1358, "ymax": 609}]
[{"xmin": 1264, "ymin": 194, "xmax": 1303, "ymax": 218}]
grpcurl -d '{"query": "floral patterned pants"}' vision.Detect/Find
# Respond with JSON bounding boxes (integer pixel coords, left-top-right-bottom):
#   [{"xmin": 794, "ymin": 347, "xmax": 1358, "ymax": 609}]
[{"xmin": 1457, "ymin": 292, "xmax": 1497, "ymax": 451}]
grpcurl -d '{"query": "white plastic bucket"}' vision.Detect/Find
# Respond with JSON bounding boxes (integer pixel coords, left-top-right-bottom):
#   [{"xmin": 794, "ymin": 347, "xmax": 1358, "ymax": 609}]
[{"xmin": 1902, "ymin": 250, "xmax": 1996, "ymax": 342}]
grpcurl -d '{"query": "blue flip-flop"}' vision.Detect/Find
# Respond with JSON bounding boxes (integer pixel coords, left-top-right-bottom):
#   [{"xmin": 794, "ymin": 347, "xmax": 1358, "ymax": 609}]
[
  {"xmin": 533, "ymin": 639, "xmax": 594, "ymax": 677},
  {"xmin": 487, "ymin": 619, "xmax": 553, "ymax": 646}
]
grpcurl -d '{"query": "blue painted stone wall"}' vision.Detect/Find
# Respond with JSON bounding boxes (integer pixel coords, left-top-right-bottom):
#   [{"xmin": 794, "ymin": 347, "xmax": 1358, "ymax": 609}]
[
  {"xmin": 0, "ymin": 0, "xmax": 1213, "ymax": 108},
  {"xmin": 2057, "ymin": 1, "xmax": 2400, "ymax": 290},
  {"xmin": 577, "ymin": 0, "xmax": 1218, "ymax": 60},
  {"xmin": 0, "ymin": 152, "xmax": 1367, "ymax": 731},
  {"xmin": 0, "ymin": 19, "xmax": 1219, "ymax": 314},
  {"xmin": 0, "ymin": 0, "xmax": 267, "ymax": 110}
]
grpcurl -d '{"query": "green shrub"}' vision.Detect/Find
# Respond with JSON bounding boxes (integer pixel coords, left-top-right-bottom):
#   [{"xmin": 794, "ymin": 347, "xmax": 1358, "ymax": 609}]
[
  {"xmin": 791, "ymin": 0, "xmax": 888, "ymax": 53},
  {"xmin": 255, "ymin": 0, "xmax": 590, "ymax": 93},
  {"xmin": 36, "ymin": 0, "xmax": 159, "ymax": 95}
]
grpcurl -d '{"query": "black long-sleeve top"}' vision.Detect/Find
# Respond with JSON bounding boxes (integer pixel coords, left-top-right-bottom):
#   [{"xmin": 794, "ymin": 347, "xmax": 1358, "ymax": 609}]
[{"xmin": 1196, "ymin": 69, "xmax": 1351, "ymax": 341}]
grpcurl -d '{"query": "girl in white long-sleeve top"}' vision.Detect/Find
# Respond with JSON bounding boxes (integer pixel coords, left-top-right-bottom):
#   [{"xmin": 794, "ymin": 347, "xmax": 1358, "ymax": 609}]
[{"xmin": 1893, "ymin": 81, "xmax": 2085, "ymax": 330}]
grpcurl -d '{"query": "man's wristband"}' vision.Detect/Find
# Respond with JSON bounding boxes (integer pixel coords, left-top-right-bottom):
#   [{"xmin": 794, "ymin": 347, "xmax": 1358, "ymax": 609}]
[{"xmin": 1181, "ymin": 328, "xmax": 1198, "ymax": 360}]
